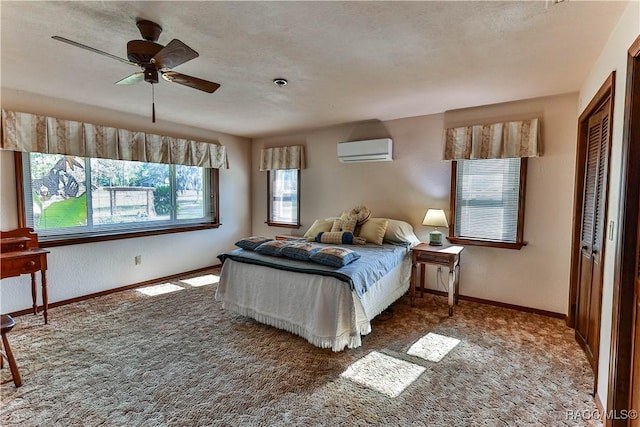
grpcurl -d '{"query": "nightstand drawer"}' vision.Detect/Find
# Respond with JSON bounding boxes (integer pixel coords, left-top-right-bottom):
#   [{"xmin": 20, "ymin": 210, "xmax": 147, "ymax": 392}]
[{"xmin": 414, "ymin": 250, "xmax": 451, "ymax": 265}]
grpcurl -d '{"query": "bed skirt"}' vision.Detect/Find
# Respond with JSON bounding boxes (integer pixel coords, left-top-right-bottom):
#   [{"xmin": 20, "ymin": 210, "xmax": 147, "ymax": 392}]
[{"xmin": 215, "ymin": 257, "xmax": 411, "ymax": 351}]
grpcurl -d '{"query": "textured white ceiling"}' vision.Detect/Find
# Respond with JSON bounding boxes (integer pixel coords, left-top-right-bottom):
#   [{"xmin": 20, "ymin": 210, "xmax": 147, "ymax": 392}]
[{"xmin": 0, "ymin": 1, "xmax": 628, "ymax": 138}]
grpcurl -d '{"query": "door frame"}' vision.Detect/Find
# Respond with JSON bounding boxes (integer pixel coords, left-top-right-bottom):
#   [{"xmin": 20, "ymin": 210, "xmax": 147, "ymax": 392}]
[
  {"xmin": 606, "ymin": 35, "xmax": 640, "ymax": 427},
  {"xmin": 568, "ymin": 71, "xmax": 615, "ymax": 330}
]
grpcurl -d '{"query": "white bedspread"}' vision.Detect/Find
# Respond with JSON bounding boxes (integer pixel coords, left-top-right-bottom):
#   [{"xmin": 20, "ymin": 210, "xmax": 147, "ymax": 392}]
[{"xmin": 215, "ymin": 256, "xmax": 411, "ymax": 351}]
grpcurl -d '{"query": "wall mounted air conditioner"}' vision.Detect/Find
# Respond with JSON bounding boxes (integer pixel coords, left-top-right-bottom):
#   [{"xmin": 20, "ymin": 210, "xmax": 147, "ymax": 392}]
[{"xmin": 337, "ymin": 138, "xmax": 393, "ymax": 163}]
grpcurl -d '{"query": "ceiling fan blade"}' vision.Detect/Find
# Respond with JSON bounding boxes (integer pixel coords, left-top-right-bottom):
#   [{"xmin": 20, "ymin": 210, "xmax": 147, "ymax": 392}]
[
  {"xmin": 52, "ymin": 36, "xmax": 135, "ymax": 66},
  {"xmin": 115, "ymin": 72, "xmax": 145, "ymax": 85},
  {"xmin": 161, "ymin": 71, "xmax": 220, "ymax": 93},
  {"xmin": 152, "ymin": 39, "xmax": 199, "ymax": 69}
]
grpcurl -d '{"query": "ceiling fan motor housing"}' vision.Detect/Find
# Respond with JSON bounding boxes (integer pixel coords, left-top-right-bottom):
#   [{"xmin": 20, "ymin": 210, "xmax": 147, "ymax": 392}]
[{"xmin": 127, "ymin": 40, "xmax": 163, "ymax": 65}]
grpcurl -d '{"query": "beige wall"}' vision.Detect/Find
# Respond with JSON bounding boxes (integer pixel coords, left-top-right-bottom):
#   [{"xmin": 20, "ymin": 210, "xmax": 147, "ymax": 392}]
[
  {"xmin": 0, "ymin": 89, "xmax": 252, "ymax": 314},
  {"xmin": 576, "ymin": 1, "xmax": 640, "ymax": 409},
  {"xmin": 251, "ymin": 92, "xmax": 579, "ymax": 315}
]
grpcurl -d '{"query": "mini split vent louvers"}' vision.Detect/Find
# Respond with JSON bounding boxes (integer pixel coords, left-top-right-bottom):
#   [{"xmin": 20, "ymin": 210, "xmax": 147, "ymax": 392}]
[{"xmin": 337, "ymin": 138, "xmax": 393, "ymax": 163}]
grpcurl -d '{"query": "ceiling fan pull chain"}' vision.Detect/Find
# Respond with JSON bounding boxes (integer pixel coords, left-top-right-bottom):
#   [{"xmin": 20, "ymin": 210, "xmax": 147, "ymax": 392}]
[{"xmin": 152, "ymin": 84, "xmax": 156, "ymax": 123}]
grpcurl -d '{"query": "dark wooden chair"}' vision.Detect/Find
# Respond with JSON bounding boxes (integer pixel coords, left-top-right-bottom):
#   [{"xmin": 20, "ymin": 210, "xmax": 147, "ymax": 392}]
[{"xmin": 1, "ymin": 314, "xmax": 22, "ymax": 387}]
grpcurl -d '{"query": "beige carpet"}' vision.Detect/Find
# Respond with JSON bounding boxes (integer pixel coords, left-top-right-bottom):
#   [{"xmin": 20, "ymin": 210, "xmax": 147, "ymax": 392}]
[{"xmin": 1, "ymin": 270, "xmax": 602, "ymax": 426}]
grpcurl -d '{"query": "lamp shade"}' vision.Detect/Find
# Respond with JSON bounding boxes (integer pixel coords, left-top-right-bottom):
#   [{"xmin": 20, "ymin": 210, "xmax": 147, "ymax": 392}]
[{"xmin": 422, "ymin": 209, "xmax": 449, "ymax": 228}]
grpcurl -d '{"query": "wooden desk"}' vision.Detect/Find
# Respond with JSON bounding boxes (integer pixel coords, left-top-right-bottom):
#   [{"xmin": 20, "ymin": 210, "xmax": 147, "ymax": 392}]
[
  {"xmin": 1, "ymin": 228, "xmax": 50, "ymax": 324},
  {"xmin": 410, "ymin": 243, "xmax": 464, "ymax": 316}
]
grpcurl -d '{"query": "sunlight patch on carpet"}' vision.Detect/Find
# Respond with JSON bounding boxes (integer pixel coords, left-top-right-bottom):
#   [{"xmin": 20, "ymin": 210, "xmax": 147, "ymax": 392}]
[
  {"xmin": 340, "ymin": 351, "xmax": 426, "ymax": 398},
  {"xmin": 407, "ymin": 332, "xmax": 460, "ymax": 362},
  {"xmin": 180, "ymin": 274, "xmax": 220, "ymax": 287},
  {"xmin": 136, "ymin": 283, "xmax": 185, "ymax": 296}
]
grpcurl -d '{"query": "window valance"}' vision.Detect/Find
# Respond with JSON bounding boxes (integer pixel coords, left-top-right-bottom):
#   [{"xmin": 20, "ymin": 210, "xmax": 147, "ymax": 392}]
[
  {"xmin": 0, "ymin": 109, "xmax": 228, "ymax": 169},
  {"xmin": 259, "ymin": 145, "xmax": 305, "ymax": 171},
  {"xmin": 443, "ymin": 118, "xmax": 540, "ymax": 160}
]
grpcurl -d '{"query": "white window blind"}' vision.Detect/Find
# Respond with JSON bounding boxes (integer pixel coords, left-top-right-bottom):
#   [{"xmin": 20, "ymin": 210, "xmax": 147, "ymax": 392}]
[
  {"xmin": 454, "ymin": 158, "xmax": 521, "ymax": 242},
  {"xmin": 269, "ymin": 169, "xmax": 299, "ymax": 225}
]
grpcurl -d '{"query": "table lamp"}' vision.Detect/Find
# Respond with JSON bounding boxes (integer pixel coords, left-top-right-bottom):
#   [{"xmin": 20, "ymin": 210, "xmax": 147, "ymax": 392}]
[{"xmin": 422, "ymin": 209, "xmax": 449, "ymax": 246}]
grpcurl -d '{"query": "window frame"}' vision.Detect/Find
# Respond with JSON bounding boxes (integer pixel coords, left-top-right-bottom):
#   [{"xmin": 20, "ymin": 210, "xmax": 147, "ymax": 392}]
[
  {"xmin": 266, "ymin": 169, "xmax": 301, "ymax": 229},
  {"xmin": 14, "ymin": 152, "xmax": 220, "ymax": 247},
  {"xmin": 448, "ymin": 157, "xmax": 528, "ymax": 250}
]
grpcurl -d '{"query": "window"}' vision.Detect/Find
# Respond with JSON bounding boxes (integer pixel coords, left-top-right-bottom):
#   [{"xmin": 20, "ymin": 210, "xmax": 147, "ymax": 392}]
[
  {"xmin": 449, "ymin": 157, "xmax": 527, "ymax": 249},
  {"xmin": 267, "ymin": 169, "xmax": 300, "ymax": 228},
  {"xmin": 18, "ymin": 152, "xmax": 219, "ymax": 244}
]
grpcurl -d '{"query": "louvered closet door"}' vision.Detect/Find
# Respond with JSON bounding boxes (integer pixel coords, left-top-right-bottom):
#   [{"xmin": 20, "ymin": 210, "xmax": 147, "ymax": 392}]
[
  {"xmin": 631, "ymin": 223, "xmax": 640, "ymax": 427},
  {"xmin": 575, "ymin": 100, "xmax": 610, "ymax": 373}
]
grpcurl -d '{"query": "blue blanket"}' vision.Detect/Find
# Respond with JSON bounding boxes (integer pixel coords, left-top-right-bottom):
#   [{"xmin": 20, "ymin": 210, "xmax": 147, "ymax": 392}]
[{"xmin": 218, "ymin": 243, "xmax": 409, "ymax": 297}]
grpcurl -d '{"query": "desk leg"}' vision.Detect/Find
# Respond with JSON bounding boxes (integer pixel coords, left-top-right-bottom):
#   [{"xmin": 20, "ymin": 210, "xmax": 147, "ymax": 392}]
[
  {"xmin": 30, "ymin": 272, "xmax": 37, "ymax": 315},
  {"xmin": 448, "ymin": 267, "xmax": 455, "ymax": 317},
  {"xmin": 454, "ymin": 262, "xmax": 460, "ymax": 305},
  {"xmin": 41, "ymin": 270, "xmax": 48, "ymax": 325},
  {"xmin": 410, "ymin": 262, "xmax": 417, "ymax": 307},
  {"xmin": 420, "ymin": 264, "xmax": 426, "ymax": 297}
]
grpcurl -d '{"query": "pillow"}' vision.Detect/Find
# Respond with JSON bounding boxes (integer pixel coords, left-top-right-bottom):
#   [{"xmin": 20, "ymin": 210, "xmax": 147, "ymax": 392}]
[
  {"xmin": 280, "ymin": 242, "xmax": 322, "ymax": 261},
  {"xmin": 254, "ymin": 240, "xmax": 291, "ymax": 257},
  {"xmin": 357, "ymin": 218, "xmax": 389, "ymax": 245},
  {"xmin": 315, "ymin": 231, "xmax": 366, "ymax": 245},
  {"xmin": 235, "ymin": 236, "xmax": 273, "ymax": 251},
  {"xmin": 310, "ymin": 246, "xmax": 361, "ymax": 268},
  {"xmin": 331, "ymin": 217, "xmax": 357, "ymax": 233},
  {"xmin": 383, "ymin": 219, "xmax": 421, "ymax": 246},
  {"xmin": 303, "ymin": 219, "xmax": 334, "ymax": 240}
]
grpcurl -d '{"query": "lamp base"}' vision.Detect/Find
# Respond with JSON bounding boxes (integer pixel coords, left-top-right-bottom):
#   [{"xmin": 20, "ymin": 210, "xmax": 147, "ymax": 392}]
[{"xmin": 429, "ymin": 230, "xmax": 443, "ymax": 246}]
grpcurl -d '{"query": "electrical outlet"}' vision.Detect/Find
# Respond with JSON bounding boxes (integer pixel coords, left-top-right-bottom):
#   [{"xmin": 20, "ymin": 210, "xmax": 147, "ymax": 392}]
[{"xmin": 134, "ymin": 255, "xmax": 142, "ymax": 265}]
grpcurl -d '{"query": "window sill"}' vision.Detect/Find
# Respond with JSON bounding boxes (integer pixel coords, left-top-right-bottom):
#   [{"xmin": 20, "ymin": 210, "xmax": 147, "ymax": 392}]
[
  {"xmin": 265, "ymin": 221, "xmax": 302, "ymax": 229},
  {"xmin": 447, "ymin": 236, "xmax": 527, "ymax": 250},
  {"xmin": 39, "ymin": 222, "xmax": 220, "ymax": 248}
]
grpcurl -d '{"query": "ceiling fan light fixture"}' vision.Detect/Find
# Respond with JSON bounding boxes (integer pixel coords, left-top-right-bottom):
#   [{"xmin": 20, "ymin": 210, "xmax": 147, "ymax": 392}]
[
  {"xmin": 273, "ymin": 78, "xmax": 288, "ymax": 87},
  {"xmin": 144, "ymin": 68, "xmax": 159, "ymax": 84}
]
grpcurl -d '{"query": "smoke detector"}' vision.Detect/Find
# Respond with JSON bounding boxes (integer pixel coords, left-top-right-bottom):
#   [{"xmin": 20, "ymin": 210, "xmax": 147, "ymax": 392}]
[{"xmin": 273, "ymin": 78, "xmax": 288, "ymax": 87}]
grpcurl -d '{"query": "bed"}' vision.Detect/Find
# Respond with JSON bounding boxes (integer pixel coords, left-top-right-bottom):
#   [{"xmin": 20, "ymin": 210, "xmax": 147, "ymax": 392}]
[{"xmin": 215, "ymin": 218, "xmax": 420, "ymax": 352}]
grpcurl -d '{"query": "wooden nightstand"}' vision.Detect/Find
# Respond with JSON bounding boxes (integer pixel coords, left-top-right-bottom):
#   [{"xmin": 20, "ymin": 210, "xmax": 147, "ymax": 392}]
[
  {"xmin": 275, "ymin": 234, "xmax": 303, "ymax": 241},
  {"xmin": 410, "ymin": 243, "xmax": 464, "ymax": 316}
]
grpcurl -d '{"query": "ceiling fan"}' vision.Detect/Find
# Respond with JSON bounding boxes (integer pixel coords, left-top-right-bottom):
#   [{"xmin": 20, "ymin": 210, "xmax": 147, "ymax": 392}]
[{"xmin": 52, "ymin": 19, "xmax": 220, "ymax": 122}]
